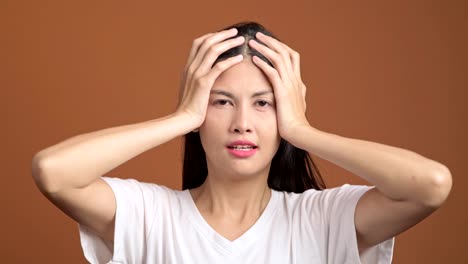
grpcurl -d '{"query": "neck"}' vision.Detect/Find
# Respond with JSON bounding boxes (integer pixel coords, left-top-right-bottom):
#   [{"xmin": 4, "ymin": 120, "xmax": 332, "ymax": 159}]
[{"xmin": 190, "ymin": 172, "xmax": 272, "ymax": 222}]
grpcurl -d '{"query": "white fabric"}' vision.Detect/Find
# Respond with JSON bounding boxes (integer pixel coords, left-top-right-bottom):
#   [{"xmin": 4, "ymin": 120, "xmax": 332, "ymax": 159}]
[{"xmin": 78, "ymin": 176, "xmax": 394, "ymax": 263}]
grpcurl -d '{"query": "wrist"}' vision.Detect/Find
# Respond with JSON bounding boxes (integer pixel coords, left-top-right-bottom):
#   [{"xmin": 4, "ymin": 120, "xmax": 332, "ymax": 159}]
[
  {"xmin": 284, "ymin": 124, "xmax": 320, "ymax": 149},
  {"xmin": 172, "ymin": 111, "xmax": 203, "ymax": 132}
]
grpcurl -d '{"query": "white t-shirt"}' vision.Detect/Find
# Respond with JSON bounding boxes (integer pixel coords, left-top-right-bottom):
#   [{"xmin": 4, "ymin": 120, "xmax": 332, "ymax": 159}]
[{"xmin": 78, "ymin": 176, "xmax": 394, "ymax": 263}]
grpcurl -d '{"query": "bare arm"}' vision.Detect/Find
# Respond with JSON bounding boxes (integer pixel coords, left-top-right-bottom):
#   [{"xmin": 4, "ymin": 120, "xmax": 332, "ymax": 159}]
[
  {"xmin": 32, "ymin": 113, "xmax": 196, "ymax": 193},
  {"xmin": 292, "ymin": 126, "xmax": 452, "ymax": 253},
  {"xmin": 31, "ymin": 28, "xmax": 246, "ymax": 243},
  {"xmin": 30, "ymin": 113, "xmax": 197, "ymax": 242},
  {"xmin": 32, "ymin": 28, "xmax": 246, "ymax": 193},
  {"xmin": 243, "ymin": 30, "xmax": 452, "ymax": 257}
]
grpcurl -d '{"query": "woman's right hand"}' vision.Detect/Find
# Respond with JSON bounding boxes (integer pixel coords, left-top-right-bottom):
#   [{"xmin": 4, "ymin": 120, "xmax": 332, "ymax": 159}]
[{"xmin": 176, "ymin": 28, "xmax": 245, "ymax": 130}]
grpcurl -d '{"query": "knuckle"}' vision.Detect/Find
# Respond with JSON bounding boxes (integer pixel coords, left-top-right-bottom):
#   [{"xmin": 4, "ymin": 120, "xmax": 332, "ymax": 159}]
[
  {"xmin": 193, "ymin": 32, "xmax": 213, "ymax": 46},
  {"xmin": 212, "ymin": 61, "xmax": 223, "ymax": 70},
  {"xmin": 270, "ymin": 54, "xmax": 281, "ymax": 63},
  {"xmin": 213, "ymin": 61, "xmax": 227, "ymax": 71},
  {"xmin": 195, "ymin": 75, "xmax": 208, "ymax": 86},
  {"xmin": 203, "ymin": 36, "xmax": 216, "ymax": 47},
  {"xmin": 293, "ymin": 52, "xmax": 300, "ymax": 60},
  {"xmin": 193, "ymin": 71, "xmax": 203, "ymax": 80},
  {"xmin": 280, "ymin": 52, "xmax": 290, "ymax": 61},
  {"xmin": 197, "ymin": 42, "xmax": 211, "ymax": 55},
  {"xmin": 209, "ymin": 44, "xmax": 222, "ymax": 54},
  {"xmin": 193, "ymin": 37, "xmax": 203, "ymax": 47},
  {"xmin": 187, "ymin": 65, "xmax": 196, "ymax": 76},
  {"xmin": 264, "ymin": 67, "xmax": 276, "ymax": 76}
]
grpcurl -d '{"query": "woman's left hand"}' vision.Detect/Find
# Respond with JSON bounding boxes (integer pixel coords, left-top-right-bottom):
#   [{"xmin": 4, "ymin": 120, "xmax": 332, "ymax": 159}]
[{"xmin": 249, "ymin": 32, "xmax": 311, "ymax": 144}]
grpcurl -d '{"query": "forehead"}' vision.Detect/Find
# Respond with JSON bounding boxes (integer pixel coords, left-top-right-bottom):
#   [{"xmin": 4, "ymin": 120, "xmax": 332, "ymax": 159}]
[{"xmin": 212, "ymin": 59, "xmax": 272, "ymax": 93}]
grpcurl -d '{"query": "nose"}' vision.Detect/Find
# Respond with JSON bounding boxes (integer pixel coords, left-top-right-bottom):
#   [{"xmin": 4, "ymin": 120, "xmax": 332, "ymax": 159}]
[{"xmin": 230, "ymin": 104, "xmax": 252, "ymax": 134}]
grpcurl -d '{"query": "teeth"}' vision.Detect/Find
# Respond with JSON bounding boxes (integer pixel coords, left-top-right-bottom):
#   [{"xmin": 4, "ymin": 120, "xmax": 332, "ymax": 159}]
[{"xmin": 231, "ymin": 145, "xmax": 254, "ymax": 150}]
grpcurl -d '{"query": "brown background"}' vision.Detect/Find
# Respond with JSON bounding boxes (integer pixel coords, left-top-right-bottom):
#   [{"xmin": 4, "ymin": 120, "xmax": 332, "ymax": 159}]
[{"xmin": 2, "ymin": 0, "xmax": 467, "ymax": 263}]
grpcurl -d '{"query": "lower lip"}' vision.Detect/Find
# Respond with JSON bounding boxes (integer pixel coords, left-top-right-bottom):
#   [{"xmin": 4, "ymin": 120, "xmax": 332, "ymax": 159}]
[{"xmin": 227, "ymin": 147, "xmax": 258, "ymax": 158}]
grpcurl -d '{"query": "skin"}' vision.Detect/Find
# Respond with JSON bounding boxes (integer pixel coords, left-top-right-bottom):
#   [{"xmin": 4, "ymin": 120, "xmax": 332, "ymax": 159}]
[
  {"xmin": 246, "ymin": 31, "xmax": 452, "ymax": 253},
  {"xmin": 30, "ymin": 27, "xmax": 454, "ymax": 257},
  {"xmin": 177, "ymin": 28, "xmax": 280, "ymax": 241},
  {"xmin": 190, "ymin": 59, "xmax": 281, "ymax": 241},
  {"xmin": 181, "ymin": 28, "xmax": 452, "ymax": 253}
]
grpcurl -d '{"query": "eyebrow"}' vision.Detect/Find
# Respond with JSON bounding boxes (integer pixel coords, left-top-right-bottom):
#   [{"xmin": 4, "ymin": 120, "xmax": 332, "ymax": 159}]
[{"xmin": 210, "ymin": 89, "xmax": 273, "ymax": 99}]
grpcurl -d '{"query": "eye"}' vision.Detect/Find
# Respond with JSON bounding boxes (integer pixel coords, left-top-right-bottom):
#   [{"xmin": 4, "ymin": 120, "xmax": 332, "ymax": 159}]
[
  {"xmin": 256, "ymin": 100, "xmax": 272, "ymax": 107},
  {"xmin": 214, "ymin": 99, "xmax": 232, "ymax": 106}
]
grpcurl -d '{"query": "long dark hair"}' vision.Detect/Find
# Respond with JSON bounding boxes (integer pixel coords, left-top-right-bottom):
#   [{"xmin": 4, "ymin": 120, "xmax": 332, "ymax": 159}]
[{"xmin": 182, "ymin": 21, "xmax": 326, "ymax": 193}]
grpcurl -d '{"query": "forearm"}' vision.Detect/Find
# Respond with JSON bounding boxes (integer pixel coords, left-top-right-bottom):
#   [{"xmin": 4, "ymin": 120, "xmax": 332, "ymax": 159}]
[
  {"xmin": 32, "ymin": 112, "xmax": 195, "ymax": 193},
  {"xmin": 294, "ymin": 126, "xmax": 452, "ymax": 205}
]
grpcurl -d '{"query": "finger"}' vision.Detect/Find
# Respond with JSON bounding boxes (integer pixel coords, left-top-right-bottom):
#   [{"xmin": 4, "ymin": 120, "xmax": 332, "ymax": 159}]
[
  {"xmin": 205, "ymin": 54, "xmax": 244, "ymax": 82},
  {"xmin": 276, "ymin": 43, "xmax": 301, "ymax": 79},
  {"xmin": 183, "ymin": 55, "xmax": 243, "ymax": 110},
  {"xmin": 180, "ymin": 28, "xmax": 238, "ymax": 107},
  {"xmin": 302, "ymin": 83, "xmax": 306, "ymax": 99},
  {"xmin": 181, "ymin": 32, "xmax": 218, "ymax": 102},
  {"xmin": 284, "ymin": 46, "xmax": 301, "ymax": 80},
  {"xmin": 196, "ymin": 36, "xmax": 245, "ymax": 73},
  {"xmin": 251, "ymin": 55, "xmax": 283, "ymax": 93},
  {"xmin": 184, "ymin": 32, "xmax": 215, "ymax": 72},
  {"xmin": 302, "ymin": 84, "xmax": 307, "ymax": 112},
  {"xmin": 254, "ymin": 32, "xmax": 295, "ymax": 78},
  {"xmin": 249, "ymin": 39, "xmax": 289, "ymax": 81},
  {"xmin": 188, "ymin": 28, "xmax": 238, "ymax": 74}
]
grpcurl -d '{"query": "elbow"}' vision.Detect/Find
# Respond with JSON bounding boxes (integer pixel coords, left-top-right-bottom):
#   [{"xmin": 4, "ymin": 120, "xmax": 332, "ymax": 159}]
[
  {"xmin": 421, "ymin": 163, "xmax": 453, "ymax": 208},
  {"xmin": 31, "ymin": 154, "xmax": 61, "ymax": 194}
]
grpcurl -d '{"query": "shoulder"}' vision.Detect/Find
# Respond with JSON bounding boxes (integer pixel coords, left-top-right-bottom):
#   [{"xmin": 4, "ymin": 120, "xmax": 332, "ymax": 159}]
[
  {"xmin": 100, "ymin": 176, "xmax": 183, "ymax": 207},
  {"xmin": 101, "ymin": 176, "xmax": 177, "ymax": 192},
  {"xmin": 276, "ymin": 184, "xmax": 372, "ymax": 202},
  {"xmin": 274, "ymin": 184, "xmax": 373, "ymax": 217}
]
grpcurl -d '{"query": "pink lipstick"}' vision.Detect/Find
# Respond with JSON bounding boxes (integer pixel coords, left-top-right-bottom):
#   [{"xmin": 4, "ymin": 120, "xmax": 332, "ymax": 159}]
[{"xmin": 227, "ymin": 140, "xmax": 258, "ymax": 158}]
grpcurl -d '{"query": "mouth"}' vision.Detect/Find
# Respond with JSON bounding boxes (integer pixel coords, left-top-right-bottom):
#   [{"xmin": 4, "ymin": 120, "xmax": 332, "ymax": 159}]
[
  {"xmin": 226, "ymin": 140, "xmax": 258, "ymax": 157},
  {"xmin": 226, "ymin": 145, "xmax": 258, "ymax": 158},
  {"xmin": 227, "ymin": 145, "xmax": 258, "ymax": 151}
]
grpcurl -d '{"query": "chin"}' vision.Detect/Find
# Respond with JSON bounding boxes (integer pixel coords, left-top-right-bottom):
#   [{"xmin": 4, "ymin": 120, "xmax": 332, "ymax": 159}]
[{"xmin": 225, "ymin": 162, "xmax": 269, "ymax": 177}]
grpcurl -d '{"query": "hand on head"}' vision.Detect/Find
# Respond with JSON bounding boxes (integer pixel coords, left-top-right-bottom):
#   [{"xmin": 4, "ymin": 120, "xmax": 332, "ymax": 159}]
[
  {"xmin": 177, "ymin": 23, "xmax": 310, "ymax": 141},
  {"xmin": 248, "ymin": 31, "xmax": 310, "ymax": 142},
  {"xmin": 176, "ymin": 28, "xmax": 245, "ymax": 131}
]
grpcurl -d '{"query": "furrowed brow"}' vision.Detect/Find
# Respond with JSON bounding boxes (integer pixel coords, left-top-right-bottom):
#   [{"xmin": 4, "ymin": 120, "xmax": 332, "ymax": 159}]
[
  {"xmin": 210, "ymin": 90, "xmax": 235, "ymax": 99},
  {"xmin": 210, "ymin": 89, "xmax": 273, "ymax": 98},
  {"xmin": 252, "ymin": 91, "xmax": 273, "ymax": 97}
]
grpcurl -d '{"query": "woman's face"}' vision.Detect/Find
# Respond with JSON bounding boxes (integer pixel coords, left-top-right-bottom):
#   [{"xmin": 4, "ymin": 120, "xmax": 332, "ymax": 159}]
[{"xmin": 199, "ymin": 58, "xmax": 281, "ymax": 180}]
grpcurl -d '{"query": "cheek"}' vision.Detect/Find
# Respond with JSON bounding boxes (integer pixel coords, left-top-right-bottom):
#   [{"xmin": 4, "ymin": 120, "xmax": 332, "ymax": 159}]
[
  {"xmin": 201, "ymin": 110, "xmax": 227, "ymax": 130},
  {"xmin": 256, "ymin": 111, "xmax": 278, "ymax": 128},
  {"xmin": 257, "ymin": 115, "xmax": 280, "ymax": 140},
  {"xmin": 199, "ymin": 111, "xmax": 228, "ymax": 147}
]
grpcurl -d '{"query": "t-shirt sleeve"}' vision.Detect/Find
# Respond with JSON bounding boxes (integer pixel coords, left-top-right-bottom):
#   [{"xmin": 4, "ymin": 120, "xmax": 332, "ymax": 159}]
[
  {"xmin": 310, "ymin": 184, "xmax": 395, "ymax": 263},
  {"xmin": 77, "ymin": 176, "xmax": 161, "ymax": 264}
]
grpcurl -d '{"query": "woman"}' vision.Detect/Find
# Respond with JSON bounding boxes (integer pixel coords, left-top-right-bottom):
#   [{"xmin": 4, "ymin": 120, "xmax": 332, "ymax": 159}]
[{"xmin": 32, "ymin": 22, "xmax": 452, "ymax": 263}]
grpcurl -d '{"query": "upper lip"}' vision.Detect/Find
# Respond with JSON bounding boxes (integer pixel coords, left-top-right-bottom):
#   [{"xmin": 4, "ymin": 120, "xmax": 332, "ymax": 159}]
[{"xmin": 227, "ymin": 140, "xmax": 258, "ymax": 148}]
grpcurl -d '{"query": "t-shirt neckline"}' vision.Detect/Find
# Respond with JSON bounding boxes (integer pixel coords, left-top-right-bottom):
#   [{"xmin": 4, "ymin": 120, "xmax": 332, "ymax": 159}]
[{"xmin": 181, "ymin": 187, "xmax": 279, "ymax": 253}]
